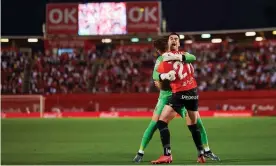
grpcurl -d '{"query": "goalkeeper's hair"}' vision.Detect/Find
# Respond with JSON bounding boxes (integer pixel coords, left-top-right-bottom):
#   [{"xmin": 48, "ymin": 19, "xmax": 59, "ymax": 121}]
[{"xmin": 153, "ymin": 37, "xmax": 168, "ymax": 53}]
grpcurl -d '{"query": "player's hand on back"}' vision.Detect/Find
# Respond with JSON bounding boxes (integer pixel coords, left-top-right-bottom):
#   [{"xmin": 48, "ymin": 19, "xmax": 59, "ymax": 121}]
[
  {"xmin": 154, "ymin": 81, "xmax": 162, "ymax": 89},
  {"xmin": 160, "ymin": 70, "xmax": 176, "ymax": 81}
]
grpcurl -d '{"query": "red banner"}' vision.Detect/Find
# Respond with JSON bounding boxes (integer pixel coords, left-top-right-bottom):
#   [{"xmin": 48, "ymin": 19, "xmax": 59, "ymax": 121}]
[
  {"xmin": 115, "ymin": 44, "xmax": 153, "ymax": 52},
  {"xmin": 46, "ymin": 3, "xmax": 79, "ymax": 35},
  {"xmin": 43, "ymin": 91, "xmax": 276, "ymax": 113},
  {"xmin": 126, "ymin": 1, "xmax": 161, "ymax": 33},
  {"xmin": 1, "ymin": 111, "xmax": 256, "ymax": 119},
  {"xmin": 1, "ymin": 91, "xmax": 276, "ymax": 118},
  {"xmin": 0, "ymin": 47, "xmax": 18, "ymax": 52},
  {"xmin": 44, "ymin": 39, "xmax": 95, "ymax": 50},
  {"xmin": 254, "ymin": 110, "xmax": 276, "ymax": 116}
]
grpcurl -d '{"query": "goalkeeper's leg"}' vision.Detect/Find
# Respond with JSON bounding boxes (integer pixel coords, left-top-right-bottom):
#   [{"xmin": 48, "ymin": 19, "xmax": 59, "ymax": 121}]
[
  {"xmin": 196, "ymin": 113, "xmax": 221, "ymax": 161},
  {"xmin": 133, "ymin": 99, "xmax": 167, "ymax": 163}
]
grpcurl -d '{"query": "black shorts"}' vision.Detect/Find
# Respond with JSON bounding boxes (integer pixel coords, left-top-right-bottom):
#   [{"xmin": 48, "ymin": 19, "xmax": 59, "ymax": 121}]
[{"xmin": 167, "ymin": 88, "xmax": 198, "ymax": 113}]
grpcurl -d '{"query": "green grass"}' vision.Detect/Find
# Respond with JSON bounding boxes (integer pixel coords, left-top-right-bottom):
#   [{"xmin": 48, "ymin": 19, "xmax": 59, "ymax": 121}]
[{"xmin": 1, "ymin": 117, "xmax": 276, "ymax": 165}]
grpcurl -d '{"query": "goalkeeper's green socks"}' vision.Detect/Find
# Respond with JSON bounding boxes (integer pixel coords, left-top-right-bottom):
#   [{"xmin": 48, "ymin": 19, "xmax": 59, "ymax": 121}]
[
  {"xmin": 196, "ymin": 118, "xmax": 210, "ymax": 151},
  {"xmin": 138, "ymin": 120, "xmax": 157, "ymax": 154}
]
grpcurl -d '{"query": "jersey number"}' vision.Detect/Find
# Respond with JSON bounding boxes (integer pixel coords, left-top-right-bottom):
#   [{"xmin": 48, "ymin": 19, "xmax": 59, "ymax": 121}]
[{"xmin": 173, "ymin": 62, "xmax": 194, "ymax": 80}]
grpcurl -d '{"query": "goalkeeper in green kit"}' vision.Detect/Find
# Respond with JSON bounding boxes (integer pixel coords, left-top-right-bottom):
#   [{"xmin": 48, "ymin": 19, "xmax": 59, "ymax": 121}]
[{"xmin": 133, "ymin": 34, "xmax": 220, "ymax": 163}]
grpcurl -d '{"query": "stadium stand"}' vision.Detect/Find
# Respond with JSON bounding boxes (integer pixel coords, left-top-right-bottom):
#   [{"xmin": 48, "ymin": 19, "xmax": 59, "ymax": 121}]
[{"xmin": 1, "ymin": 42, "xmax": 276, "ymax": 94}]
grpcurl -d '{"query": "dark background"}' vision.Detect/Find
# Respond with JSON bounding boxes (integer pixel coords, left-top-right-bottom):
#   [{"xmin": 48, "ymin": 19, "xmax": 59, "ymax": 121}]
[{"xmin": 2, "ymin": 0, "xmax": 276, "ymax": 36}]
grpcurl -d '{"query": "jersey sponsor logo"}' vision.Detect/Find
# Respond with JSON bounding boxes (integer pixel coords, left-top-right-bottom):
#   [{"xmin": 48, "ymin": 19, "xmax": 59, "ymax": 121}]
[{"xmin": 182, "ymin": 77, "xmax": 194, "ymax": 87}]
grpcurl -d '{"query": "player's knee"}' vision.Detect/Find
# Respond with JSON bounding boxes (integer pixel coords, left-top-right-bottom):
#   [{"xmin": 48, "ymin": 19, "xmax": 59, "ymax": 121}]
[
  {"xmin": 159, "ymin": 116, "xmax": 169, "ymax": 123},
  {"xmin": 185, "ymin": 115, "xmax": 193, "ymax": 125},
  {"xmin": 152, "ymin": 113, "xmax": 160, "ymax": 122},
  {"xmin": 160, "ymin": 105, "xmax": 176, "ymax": 122},
  {"xmin": 190, "ymin": 119, "xmax": 197, "ymax": 124},
  {"xmin": 187, "ymin": 110, "xmax": 198, "ymax": 124},
  {"xmin": 159, "ymin": 110, "xmax": 169, "ymax": 123}
]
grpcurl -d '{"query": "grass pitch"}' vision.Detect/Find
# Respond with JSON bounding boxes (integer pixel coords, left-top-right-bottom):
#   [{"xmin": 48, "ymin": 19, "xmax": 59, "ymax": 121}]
[{"xmin": 1, "ymin": 117, "xmax": 276, "ymax": 165}]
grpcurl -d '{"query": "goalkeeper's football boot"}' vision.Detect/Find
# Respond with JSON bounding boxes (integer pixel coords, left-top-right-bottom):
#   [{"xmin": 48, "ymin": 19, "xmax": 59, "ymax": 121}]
[
  {"xmin": 151, "ymin": 155, "xmax": 172, "ymax": 164},
  {"xmin": 197, "ymin": 154, "xmax": 206, "ymax": 163},
  {"xmin": 204, "ymin": 150, "xmax": 221, "ymax": 161},
  {"xmin": 133, "ymin": 152, "xmax": 143, "ymax": 163}
]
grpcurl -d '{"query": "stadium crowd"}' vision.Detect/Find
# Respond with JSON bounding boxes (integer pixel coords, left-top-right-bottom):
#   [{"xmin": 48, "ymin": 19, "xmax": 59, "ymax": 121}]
[{"xmin": 1, "ymin": 42, "xmax": 276, "ymax": 94}]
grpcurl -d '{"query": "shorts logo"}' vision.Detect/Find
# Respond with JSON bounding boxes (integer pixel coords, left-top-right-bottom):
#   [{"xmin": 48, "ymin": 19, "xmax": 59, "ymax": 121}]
[{"xmin": 181, "ymin": 95, "xmax": 198, "ymax": 100}]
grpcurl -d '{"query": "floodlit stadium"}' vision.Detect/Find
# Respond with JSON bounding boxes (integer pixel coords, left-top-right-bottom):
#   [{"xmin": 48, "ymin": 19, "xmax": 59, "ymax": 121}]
[{"xmin": 1, "ymin": 0, "xmax": 276, "ymax": 165}]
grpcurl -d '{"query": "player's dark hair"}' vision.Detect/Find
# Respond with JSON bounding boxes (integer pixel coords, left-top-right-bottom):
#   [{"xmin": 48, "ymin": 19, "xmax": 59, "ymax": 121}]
[
  {"xmin": 168, "ymin": 32, "xmax": 180, "ymax": 39},
  {"xmin": 153, "ymin": 37, "xmax": 168, "ymax": 53}
]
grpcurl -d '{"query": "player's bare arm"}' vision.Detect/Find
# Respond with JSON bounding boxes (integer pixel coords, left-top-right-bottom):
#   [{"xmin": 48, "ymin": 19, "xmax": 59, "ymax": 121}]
[{"xmin": 154, "ymin": 81, "xmax": 161, "ymax": 90}]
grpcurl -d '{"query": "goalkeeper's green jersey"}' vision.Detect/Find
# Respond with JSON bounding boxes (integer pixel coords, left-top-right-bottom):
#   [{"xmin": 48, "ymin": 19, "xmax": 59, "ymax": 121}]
[{"xmin": 152, "ymin": 56, "xmax": 172, "ymax": 99}]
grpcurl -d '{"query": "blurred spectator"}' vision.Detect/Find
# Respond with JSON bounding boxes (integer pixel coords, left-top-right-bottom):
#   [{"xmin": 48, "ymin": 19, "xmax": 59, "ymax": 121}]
[{"xmin": 1, "ymin": 42, "xmax": 276, "ymax": 94}]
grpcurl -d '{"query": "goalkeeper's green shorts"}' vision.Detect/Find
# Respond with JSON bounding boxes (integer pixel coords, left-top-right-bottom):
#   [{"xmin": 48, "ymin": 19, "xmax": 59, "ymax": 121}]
[{"xmin": 154, "ymin": 96, "xmax": 186, "ymax": 118}]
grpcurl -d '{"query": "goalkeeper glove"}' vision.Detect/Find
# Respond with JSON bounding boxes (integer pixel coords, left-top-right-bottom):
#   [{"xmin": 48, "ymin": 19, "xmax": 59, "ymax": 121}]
[{"xmin": 159, "ymin": 70, "xmax": 176, "ymax": 81}]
